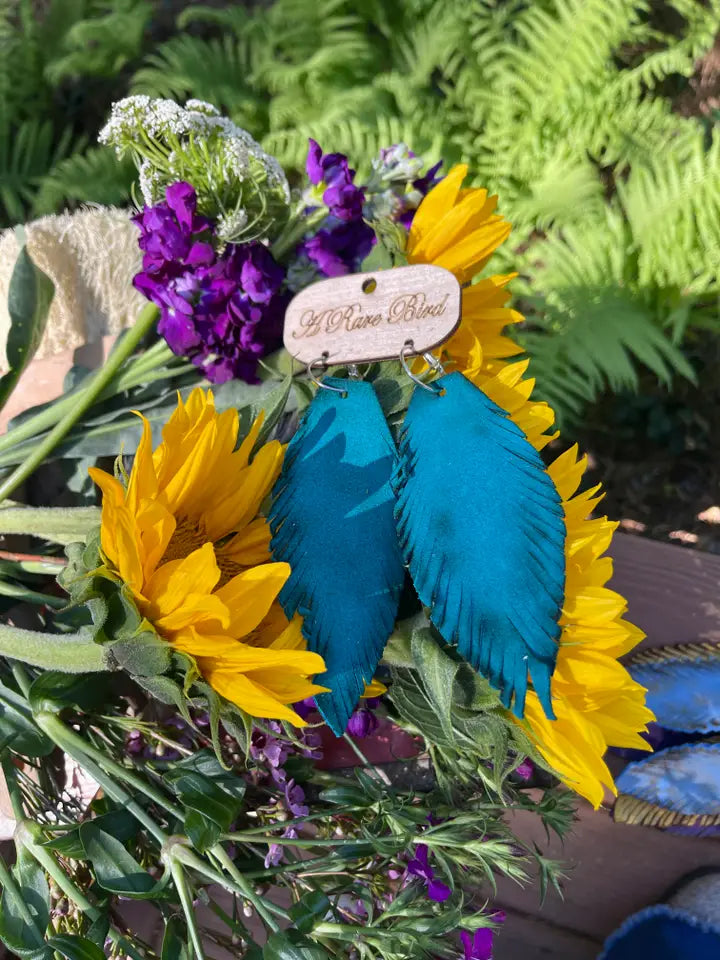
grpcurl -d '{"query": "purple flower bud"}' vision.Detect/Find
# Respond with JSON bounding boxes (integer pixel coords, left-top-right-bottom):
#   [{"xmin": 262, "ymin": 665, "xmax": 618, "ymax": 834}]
[
  {"xmin": 515, "ymin": 758, "xmax": 534, "ymax": 781},
  {"xmin": 346, "ymin": 708, "xmax": 379, "ymax": 739}
]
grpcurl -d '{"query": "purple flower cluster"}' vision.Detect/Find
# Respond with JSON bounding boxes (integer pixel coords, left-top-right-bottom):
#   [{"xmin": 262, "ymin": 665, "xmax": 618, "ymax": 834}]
[
  {"xmin": 249, "ymin": 721, "xmax": 322, "ymax": 869},
  {"xmin": 133, "ymin": 181, "xmax": 287, "ymax": 383},
  {"xmin": 300, "ymin": 140, "xmax": 374, "ymax": 278}
]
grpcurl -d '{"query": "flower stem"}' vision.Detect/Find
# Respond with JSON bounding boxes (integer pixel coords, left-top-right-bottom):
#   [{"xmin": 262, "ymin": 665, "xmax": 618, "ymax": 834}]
[
  {"xmin": 211, "ymin": 844, "xmax": 285, "ymax": 930},
  {"xmin": 0, "ymin": 302, "xmax": 159, "ymax": 504},
  {"xmin": 14, "ymin": 819, "xmax": 146, "ymax": 960},
  {"xmin": 34, "ymin": 711, "xmax": 169, "ymax": 844},
  {"xmin": 169, "ymin": 859, "xmax": 207, "ymax": 960},
  {"xmin": 0, "ymin": 625, "xmax": 109, "ymax": 672},
  {"xmin": 0, "ymin": 323, "xmax": 170, "ymax": 456}
]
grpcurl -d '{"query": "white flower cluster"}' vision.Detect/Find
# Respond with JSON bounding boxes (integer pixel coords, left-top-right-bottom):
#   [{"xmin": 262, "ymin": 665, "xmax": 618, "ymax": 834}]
[{"xmin": 99, "ymin": 96, "xmax": 290, "ymax": 208}]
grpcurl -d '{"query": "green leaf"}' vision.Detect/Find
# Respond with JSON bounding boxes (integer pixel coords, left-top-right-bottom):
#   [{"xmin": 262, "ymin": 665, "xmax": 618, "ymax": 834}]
[
  {"xmin": 0, "ymin": 847, "xmax": 51, "ymax": 959},
  {"xmin": 0, "ymin": 684, "xmax": 53, "ymax": 757},
  {"xmin": 0, "ymin": 230, "xmax": 54, "ymax": 414},
  {"xmin": 48, "ymin": 934, "xmax": 105, "ymax": 960},
  {"xmin": 409, "ymin": 628, "xmax": 459, "ymax": 737},
  {"xmin": 183, "ymin": 809, "xmax": 221, "ymax": 853},
  {"xmin": 85, "ymin": 912, "xmax": 110, "ymax": 950},
  {"xmin": 263, "ymin": 931, "xmax": 330, "ymax": 960},
  {"xmin": 317, "ymin": 785, "xmax": 367, "ymax": 806},
  {"xmin": 161, "ymin": 916, "xmax": 190, "ymax": 960},
  {"xmin": 236, "ymin": 375, "xmax": 292, "ymax": 450},
  {"xmin": 288, "ymin": 891, "xmax": 330, "ymax": 934},
  {"xmin": 167, "ymin": 749, "xmax": 247, "ymax": 799},
  {"xmin": 78, "ymin": 822, "xmax": 156, "ymax": 897},
  {"xmin": 28, "ymin": 671, "xmax": 111, "ymax": 714},
  {"xmin": 163, "ymin": 770, "xmax": 242, "ymax": 831}
]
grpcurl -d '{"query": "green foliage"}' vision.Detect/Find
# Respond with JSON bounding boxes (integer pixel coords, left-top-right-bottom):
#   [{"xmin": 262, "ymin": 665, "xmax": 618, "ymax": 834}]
[
  {"xmin": 8, "ymin": 0, "xmax": 720, "ymax": 418},
  {"xmin": 129, "ymin": 0, "xmax": 720, "ymax": 420},
  {"xmin": 0, "ymin": 0, "xmax": 148, "ymax": 225},
  {"xmin": 385, "ymin": 614, "xmax": 554, "ymax": 798},
  {"xmin": 0, "ymin": 229, "xmax": 54, "ymax": 413}
]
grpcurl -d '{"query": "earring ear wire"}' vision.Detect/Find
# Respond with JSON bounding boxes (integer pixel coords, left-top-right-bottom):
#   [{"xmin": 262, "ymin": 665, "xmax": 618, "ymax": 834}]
[
  {"xmin": 307, "ymin": 354, "xmax": 347, "ymax": 394},
  {"xmin": 399, "ymin": 341, "xmax": 445, "ymax": 395}
]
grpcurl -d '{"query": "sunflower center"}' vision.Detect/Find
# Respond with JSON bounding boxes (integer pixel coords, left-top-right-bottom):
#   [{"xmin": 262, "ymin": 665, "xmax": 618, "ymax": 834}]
[
  {"xmin": 161, "ymin": 516, "xmax": 207, "ymax": 565},
  {"xmin": 160, "ymin": 517, "xmax": 246, "ymax": 588}
]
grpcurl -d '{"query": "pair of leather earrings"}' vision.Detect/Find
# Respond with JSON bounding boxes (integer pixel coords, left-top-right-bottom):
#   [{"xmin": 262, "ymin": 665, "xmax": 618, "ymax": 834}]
[
  {"xmin": 269, "ymin": 349, "xmax": 566, "ymax": 736},
  {"xmin": 269, "ymin": 266, "xmax": 566, "ymax": 735}
]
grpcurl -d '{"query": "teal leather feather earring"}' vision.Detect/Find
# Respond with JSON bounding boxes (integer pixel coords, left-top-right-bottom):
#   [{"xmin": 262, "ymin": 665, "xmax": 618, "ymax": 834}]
[
  {"xmin": 269, "ymin": 363, "xmax": 405, "ymax": 735},
  {"xmin": 393, "ymin": 346, "xmax": 566, "ymax": 719}
]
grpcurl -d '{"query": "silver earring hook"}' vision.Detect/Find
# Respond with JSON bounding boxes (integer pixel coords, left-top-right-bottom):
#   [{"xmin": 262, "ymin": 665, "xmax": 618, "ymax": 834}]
[
  {"xmin": 307, "ymin": 355, "xmax": 346, "ymax": 394},
  {"xmin": 399, "ymin": 342, "xmax": 445, "ymax": 394}
]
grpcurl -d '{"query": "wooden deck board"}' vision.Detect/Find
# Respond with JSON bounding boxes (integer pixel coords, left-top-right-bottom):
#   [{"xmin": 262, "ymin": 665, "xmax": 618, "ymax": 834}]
[{"xmin": 493, "ymin": 532, "xmax": 720, "ymax": 957}]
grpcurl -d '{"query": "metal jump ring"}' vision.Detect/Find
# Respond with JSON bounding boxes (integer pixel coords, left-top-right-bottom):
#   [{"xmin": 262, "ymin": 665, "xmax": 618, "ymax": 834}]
[
  {"xmin": 307, "ymin": 355, "xmax": 346, "ymax": 394},
  {"xmin": 399, "ymin": 342, "xmax": 445, "ymax": 394}
]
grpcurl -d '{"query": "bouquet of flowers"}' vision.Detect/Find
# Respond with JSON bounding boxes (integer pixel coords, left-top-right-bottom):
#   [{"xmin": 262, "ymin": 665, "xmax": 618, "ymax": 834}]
[{"xmin": 0, "ymin": 97, "xmax": 653, "ymax": 960}]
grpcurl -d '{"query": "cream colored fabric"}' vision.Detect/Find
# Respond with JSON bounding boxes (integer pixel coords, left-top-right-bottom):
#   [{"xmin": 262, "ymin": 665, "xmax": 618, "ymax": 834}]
[{"xmin": 0, "ymin": 208, "xmax": 144, "ymax": 372}]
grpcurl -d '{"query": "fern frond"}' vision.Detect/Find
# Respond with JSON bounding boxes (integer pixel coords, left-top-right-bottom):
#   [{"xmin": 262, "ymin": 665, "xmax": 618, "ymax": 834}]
[
  {"xmin": 31, "ymin": 145, "xmax": 134, "ymax": 215},
  {"xmin": 618, "ymin": 130, "xmax": 720, "ymax": 290},
  {"xmin": 516, "ymin": 216, "xmax": 696, "ymax": 419}
]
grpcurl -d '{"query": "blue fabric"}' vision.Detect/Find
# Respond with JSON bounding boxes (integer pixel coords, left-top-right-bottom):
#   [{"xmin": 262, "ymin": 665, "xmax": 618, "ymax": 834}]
[
  {"xmin": 269, "ymin": 378, "xmax": 404, "ymax": 735},
  {"xmin": 393, "ymin": 372, "xmax": 565, "ymax": 718},
  {"xmin": 599, "ymin": 905, "xmax": 720, "ymax": 960},
  {"xmin": 630, "ymin": 657, "xmax": 720, "ymax": 733},
  {"xmin": 616, "ymin": 742, "xmax": 720, "ymax": 815}
]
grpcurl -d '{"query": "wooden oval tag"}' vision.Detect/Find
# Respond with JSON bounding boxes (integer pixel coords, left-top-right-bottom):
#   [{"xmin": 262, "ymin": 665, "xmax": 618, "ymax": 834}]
[{"xmin": 283, "ymin": 264, "xmax": 461, "ymax": 365}]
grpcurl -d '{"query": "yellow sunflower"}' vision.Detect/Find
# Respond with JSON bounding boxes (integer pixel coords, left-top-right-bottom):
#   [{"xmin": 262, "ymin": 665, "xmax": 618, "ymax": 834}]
[
  {"xmin": 89, "ymin": 387, "xmax": 327, "ymax": 725},
  {"xmin": 407, "ymin": 165, "xmax": 653, "ymax": 808}
]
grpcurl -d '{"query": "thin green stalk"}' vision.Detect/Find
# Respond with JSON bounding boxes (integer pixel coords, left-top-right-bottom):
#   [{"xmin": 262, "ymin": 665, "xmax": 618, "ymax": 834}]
[
  {"xmin": 0, "ymin": 581, "xmax": 67, "ymax": 608},
  {"xmin": 0, "ymin": 625, "xmax": 109, "ymax": 672},
  {"xmin": 222, "ymin": 805, "xmax": 362, "ymax": 836},
  {"xmin": 34, "ymin": 712, "xmax": 169, "ymax": 844},
  {"xmin": 2, "ymin": 754, "xmax": 27, "ymax": 820},
  {"xmin": 228, "ymin": 832, "xmax": 371, "ymax": 849},
  {"xmin": 0, "ymin": 303, "xmax": 159, "ymax": 503},
  {"xmin": 15, "ymin": 821, "xmax": 146, "ymax": 960},
  {"xmin": 36, "ymin": 709, "xmax": 183, "ymax": 821},
  {"xmin": 176, "ymin": 845, "xmax": 287, "ymax": 929},
  {"xmin": 342, "ymin": 732, "xmax": 387, "ymax": 782},
  {"xmin": 243, "ymin": 852, "xmax": 362, "ymax": 880},
  {"xmin": 210, "ymin": 845, "xmax": 284, "ymax": 931},
  {"xmin": 0, "ymin": 326, "xmax": 169, "ymax": 456},
  {"xmin": 9, "ymin": 662, "xmax": 31, "ymax": 697},
  {"xmin": 206, "ymin": 897, "xmax": 253, "ymax": 941},
  {"xmin": 169, "ymin": 859, "xmax": 206, "ymax": 960}
]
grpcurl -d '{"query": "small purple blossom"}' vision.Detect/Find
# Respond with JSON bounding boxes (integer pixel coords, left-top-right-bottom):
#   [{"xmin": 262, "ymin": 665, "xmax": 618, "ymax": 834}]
[
  {"xmin": 303, "ymin": 220, "xmax": 374, "ymax": 278},
  {"xmin": 406, "ymin": 844, "xmax": 451, "ymax": 903},
  {"xmin": 250, "ymin": 724, "xmax": 290, "ymax": 783},
  {"xmin": 284, "ymin": 779, "xmax": 309, "ymax": 818},
  {"xmin": 460, "ymin": 913, "xmax": 505, "ymax": 960},
  {"xmin": 306, "ymin": 138, "xmax": 366, "ymax": 221},
  {"xmin": 294, "ymin": 698, "xmax": 317, "ymax": 721}
]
